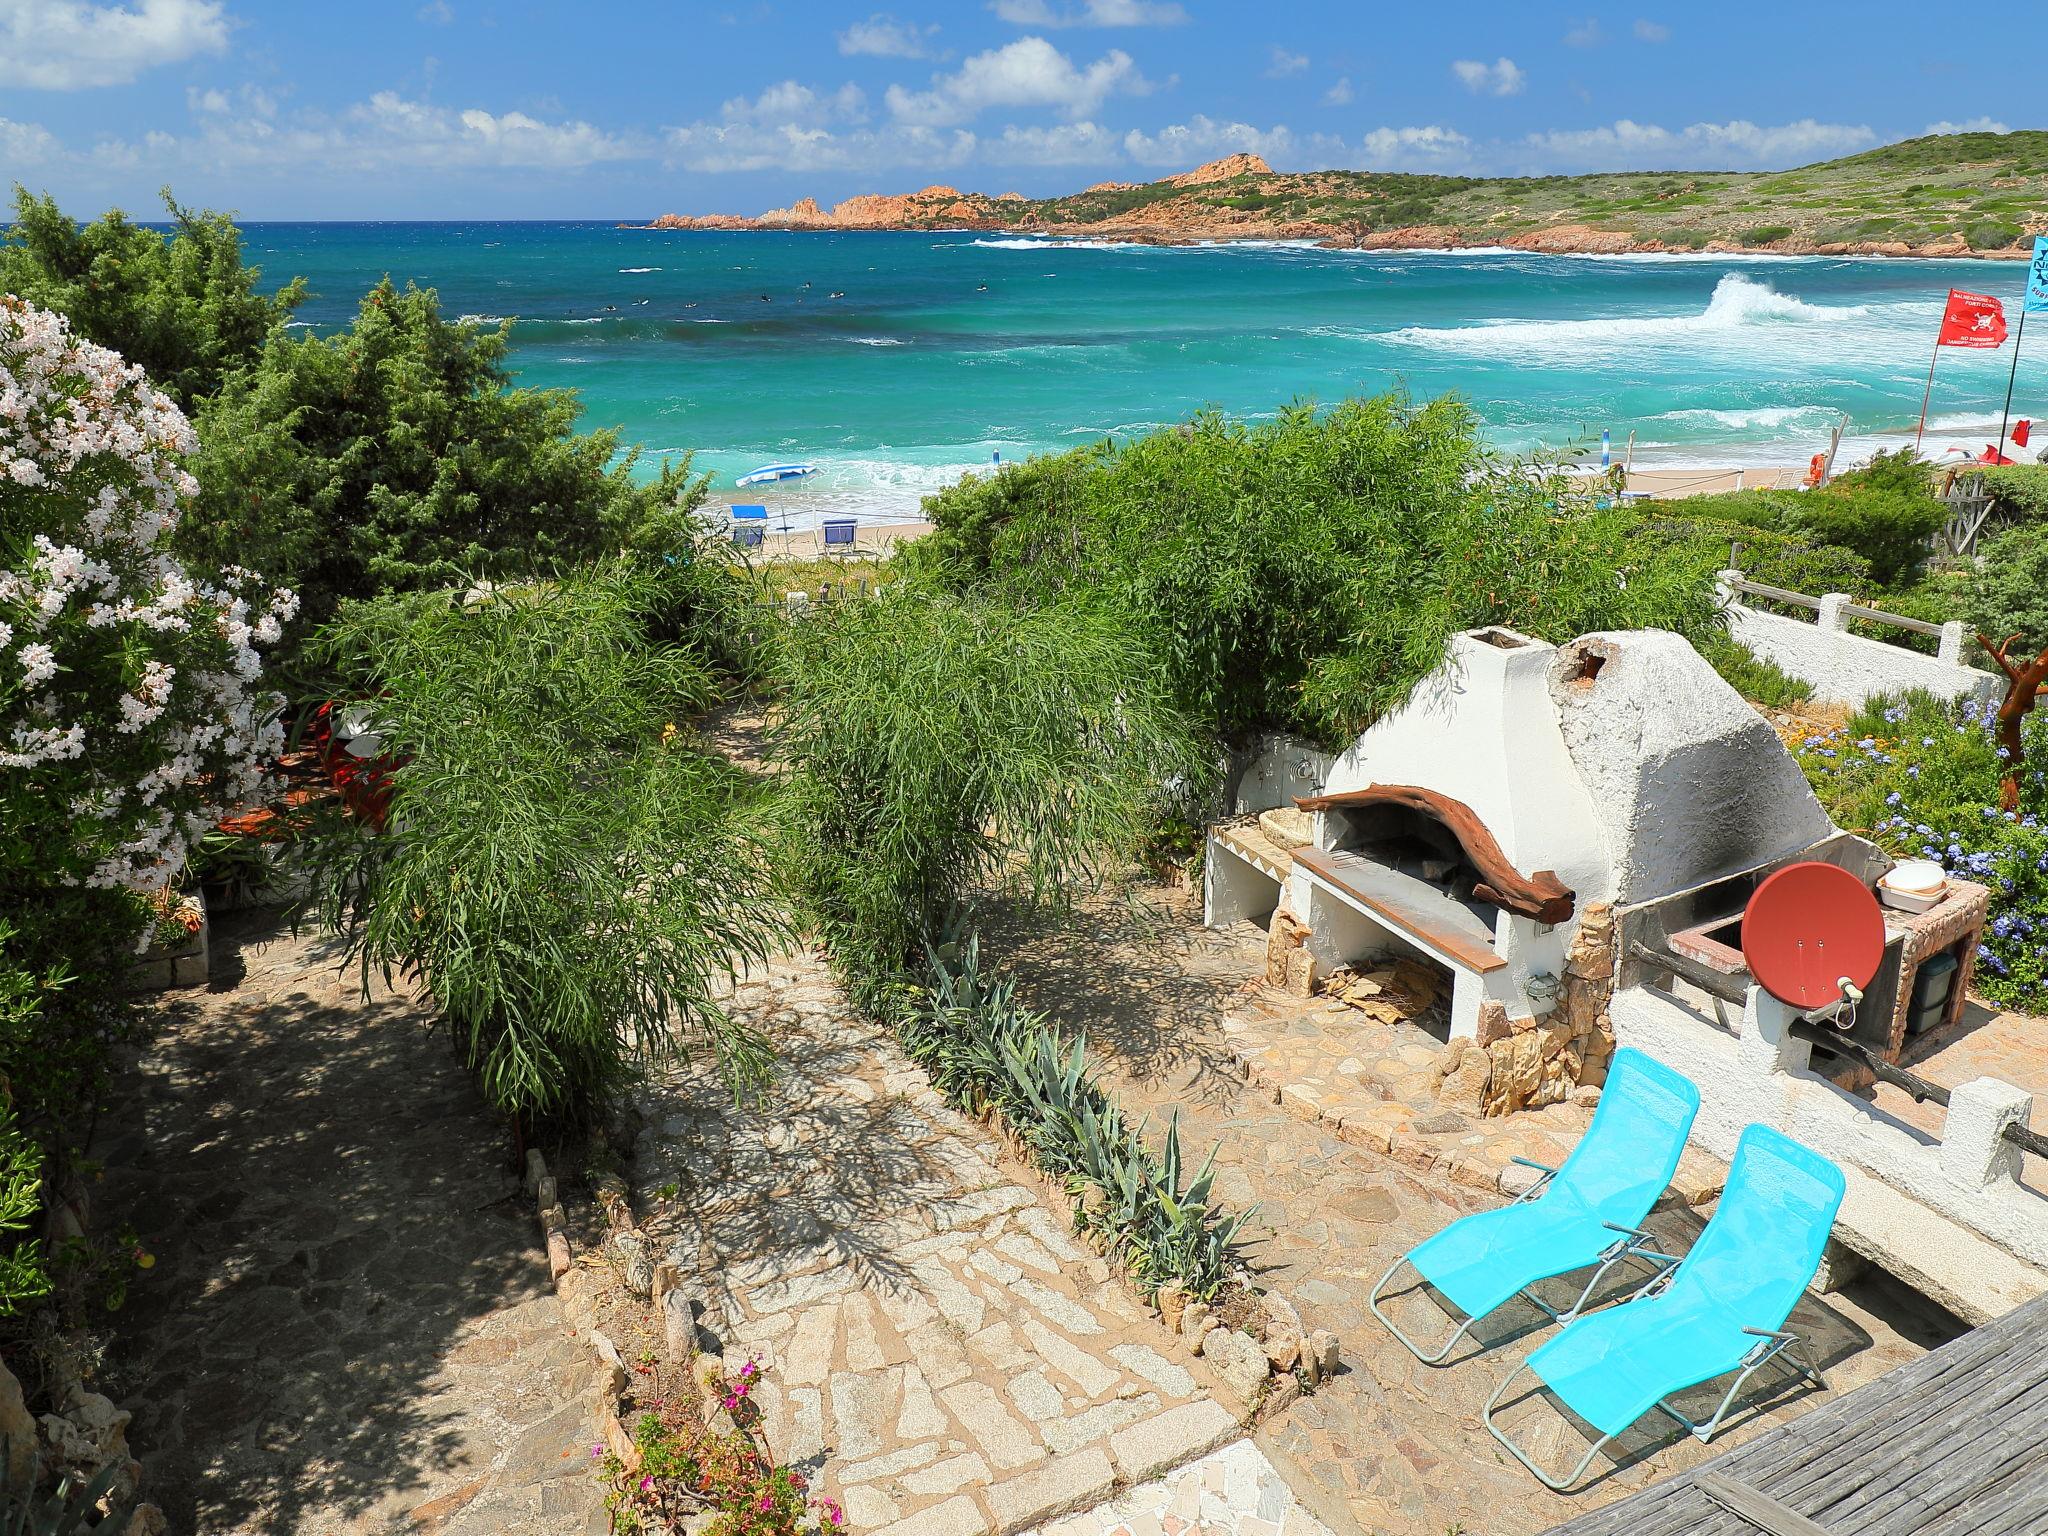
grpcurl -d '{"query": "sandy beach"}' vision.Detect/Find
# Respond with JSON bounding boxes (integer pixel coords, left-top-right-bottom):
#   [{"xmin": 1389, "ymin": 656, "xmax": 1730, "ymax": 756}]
[{"xmin": 717, "ymin": 463, "xmax": 1807, "ymax": 562}]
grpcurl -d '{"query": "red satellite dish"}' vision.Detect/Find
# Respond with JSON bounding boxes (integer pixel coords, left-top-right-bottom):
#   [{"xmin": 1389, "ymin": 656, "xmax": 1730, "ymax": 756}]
[{"xmin": 1741, "ymin": 861, "xmax": 1886, "ymax": 1011}]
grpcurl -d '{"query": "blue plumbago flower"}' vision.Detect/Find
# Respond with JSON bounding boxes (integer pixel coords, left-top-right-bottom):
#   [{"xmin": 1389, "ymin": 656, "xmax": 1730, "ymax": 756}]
[
  {"xmin": 1985, "ymin": 806, "xmax": 2001, "ymax": 818},
  {"xmin": 1923, "ymin": 736, "xmax": 1936, "ymax": 747},
  {"xmin": 1915, "ymin": 823, "xmax": 1934, "ymax": 836},
  {"xmin": 1909, "ymin": 765, "xmax": 1922, "ymax": 778},
  {"xmin": 1886, "ymin": 792, "xmax": 1903, "ymax": 807}
]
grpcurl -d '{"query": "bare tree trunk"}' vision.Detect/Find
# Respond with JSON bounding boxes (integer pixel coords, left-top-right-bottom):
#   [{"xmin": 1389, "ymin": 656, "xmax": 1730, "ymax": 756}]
[{"xmin": 1976, "ymin": 633, "xmax": 2048, "ymax": 811}]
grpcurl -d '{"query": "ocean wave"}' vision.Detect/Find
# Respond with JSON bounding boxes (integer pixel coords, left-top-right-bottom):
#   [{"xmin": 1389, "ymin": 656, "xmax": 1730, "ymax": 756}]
[
  {"xmin": 458, "ymin": 313, "xmax": 511, "ymax": 324},
  {"xmin": 1386, "ymin": 274, "xmax": 1870, "ymax": 358},
  {"xmin": 618, "ymin": 266, "xmax": 661, "ymax": 273},
  {"xmin": 844, "ymin": 336, "xmax": 906, "ymax": 346},
  {"xmin": 968, "ymin": 237, "xmax": 1162, "ymax": 252},
  {"xmin": 1649, "ymin": 405, "xmax": 1842, "ymax": 430}
]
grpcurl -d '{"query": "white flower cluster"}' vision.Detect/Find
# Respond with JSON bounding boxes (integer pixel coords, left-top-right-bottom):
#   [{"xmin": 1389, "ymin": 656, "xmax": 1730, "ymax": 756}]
[{"xmin": 1, "ymin": 296, "xmax": 298, "ymax": 897}]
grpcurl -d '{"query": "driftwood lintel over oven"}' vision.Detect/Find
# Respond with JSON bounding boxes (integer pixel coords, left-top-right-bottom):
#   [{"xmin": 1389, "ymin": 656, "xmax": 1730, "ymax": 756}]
[{"xmin": 1293, "ymin": 783, "xmax": 1578, "ymax": 926}]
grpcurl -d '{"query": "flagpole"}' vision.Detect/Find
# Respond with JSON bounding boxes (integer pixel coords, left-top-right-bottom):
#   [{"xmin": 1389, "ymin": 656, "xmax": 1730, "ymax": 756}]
[
  {"xmin": 1998, "ymin": 306, "xmax": 2029, "ymax": 462},
  {"xmin": 1915, "ymin": 327, "xmax": 1942, "ymax": 453}
]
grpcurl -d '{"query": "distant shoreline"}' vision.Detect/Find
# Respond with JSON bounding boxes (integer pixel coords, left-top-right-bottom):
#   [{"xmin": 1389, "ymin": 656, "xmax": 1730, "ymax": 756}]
[
  {"xmin": 622, "ymin": 140, "xmax": 2044, "ymax": 263},
  {"xmin": 621, "ymin": 221, "xmax": 2028, "ymax": 263}
]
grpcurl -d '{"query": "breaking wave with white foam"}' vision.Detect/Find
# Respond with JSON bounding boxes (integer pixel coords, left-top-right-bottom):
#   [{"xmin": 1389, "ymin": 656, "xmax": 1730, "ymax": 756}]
[{"xmin": 1387, "ymin": 274, "xmax": 1871, "ymax": 359}]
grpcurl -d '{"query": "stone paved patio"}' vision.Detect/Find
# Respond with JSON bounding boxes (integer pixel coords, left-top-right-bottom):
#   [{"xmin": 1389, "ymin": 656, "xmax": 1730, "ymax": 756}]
[
  {"xmin": 1024, "ymin": 1440, "xmax": 1334, "ymax": 1536},
  {"xmin": 631, "ymin": 954, "xmax": 1245, "ymax": 1536},
  {"xmin": 1878, "ymin": 1002, "xmax": 2048, "ymax": 1194},
  {"xmin": 991, "ymin": 886, "xmax": 1957, "ymax": 1536},
  {"xmin": 95, "ymin": 909, "xmax": 605, "ymax": 1535}
]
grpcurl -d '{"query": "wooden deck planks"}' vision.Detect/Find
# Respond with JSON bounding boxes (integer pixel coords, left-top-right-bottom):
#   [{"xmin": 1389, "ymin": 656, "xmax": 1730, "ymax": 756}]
[{"xmin": 1542, "ymin": 1294, "xmax": 2048, "ymax": 1536}]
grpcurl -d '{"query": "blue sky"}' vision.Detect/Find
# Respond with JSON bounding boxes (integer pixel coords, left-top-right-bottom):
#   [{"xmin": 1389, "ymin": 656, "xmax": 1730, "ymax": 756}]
[{"xmin": 0, "ymin": 0, "xmax": 2034, "ymax": 219}]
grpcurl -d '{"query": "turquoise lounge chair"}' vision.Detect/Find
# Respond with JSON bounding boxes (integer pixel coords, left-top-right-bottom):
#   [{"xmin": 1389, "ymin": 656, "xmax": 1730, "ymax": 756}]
[
  {"xmin": 1484, "ymin": 1123, "xmax": 1844, "ymax": 1490},
  {"xmin": 1369, "ymin": 1047, "xmax": 1699, "ymax": 1364}
]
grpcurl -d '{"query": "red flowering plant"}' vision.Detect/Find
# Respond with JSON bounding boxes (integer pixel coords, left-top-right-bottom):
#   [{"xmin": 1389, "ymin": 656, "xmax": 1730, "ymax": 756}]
[{"xmin": 598, "ymin": 1357, "xmax": 844, "ymax": 1536}]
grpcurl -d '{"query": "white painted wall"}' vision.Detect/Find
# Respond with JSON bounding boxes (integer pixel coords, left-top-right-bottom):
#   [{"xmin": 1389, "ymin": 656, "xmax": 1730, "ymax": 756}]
[
  {"xmin": 1225, "ymin": 735, "xmax": 1334, "ymax": 816},
  {"xmin": 1317, "ymin": 630, "xmax": 1613, "ymax": 908},
  {"xmin": 1550, "ymin": 631, "xmax": 1837, "ymax": 907},
  {"xmin": 1609, "ymin": 982, "xmax": 2048, "ymax": 1321},
  {"xmin": 1719, "ymin": 574, "xmax": 2000, "ymax": 709}
]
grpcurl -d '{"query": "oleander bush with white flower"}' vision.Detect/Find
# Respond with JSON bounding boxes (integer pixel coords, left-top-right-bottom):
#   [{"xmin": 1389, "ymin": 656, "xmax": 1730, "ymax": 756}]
[
  {"xmin": 0, "ymin": 293, "xmax": 295, "ymax": 900},
  {"xmin": 0, "ymin": 293, "xmax": 293, "ymax": 1320},
  {"xmin": 1796, "ymin": 688, "xmax": 2048, "ymax": 1008}
]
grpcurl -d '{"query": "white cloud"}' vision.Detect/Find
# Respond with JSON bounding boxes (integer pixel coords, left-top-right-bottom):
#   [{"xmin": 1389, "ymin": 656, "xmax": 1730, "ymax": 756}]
[
  {"xmin": 137, "ymin": 92, "xmax": 645, "ymax": 176},
  {"xmin": 1452, "ymin": 57, "xmax": 1525, "ymax": 96},
  {"xmin": 886, "ymin": 37, "xmax": 1150, "ymax": 126},
  {"xmin": 988, "ymin": 0, "xmax": 1186, "ymax": 27},
  {"xmin": 1265, "ymin": 47, "xmax": 1308, "ymax": 78},
  {"xmin": 1123, "ymin": 115, "xmax": 1295, "ymax": 167},
  {"xmin": 1354, "ymin": 124, "xmax": 1473, "ymax": 170},
  {"xmin": 1632, "ymin": 18, "xmax": 1670, "ymax": 42},
  {"xmin": 665, "ymin": 119, "xmax": 976, "ymax": 175},
  {"xmin": 837, "ymin": 13, "xmax": 936, "ymax": 58},
  {"xmin": 417, "ymin": 0, "xmax": 453, "ymax": 22},
  {"xmin": 988, "ymin": 120, "xmax": 1123, "ymax": 164},
  {"xmin": 0, "ymin": 0, "xmax": 229, "ymax": 89},
  {"xmin": 1925, "ymin": 117, "xmax": 2010, "ymax": 136},
  {"xmin": 720, "ymin": 80, "xmax": 868, "ymax": 126},
  {"xmin": 1564, "ymin": 18, "xmax": 1604, "ymax": 47},
  {"xmin": 1324, "ymin": 77, "xmax": 1353, "ymax": 106},
  {"xmin": 0, "ymin": 116, "xmax": 61, "ymax": 165},
  {"xmin": 186, "ymin": 81, "xmax": 276, "ymax": 118},
  {"xmin": 1522, "ymin": 117, "xmax": 1876, "ymax": 171}
]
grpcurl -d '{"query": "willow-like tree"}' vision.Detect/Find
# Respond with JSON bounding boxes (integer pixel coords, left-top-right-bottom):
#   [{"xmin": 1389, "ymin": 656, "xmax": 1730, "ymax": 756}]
[
  {"xmin": 308, "ymin": 557, "xmax": 778, "ymax": 1140},
  {"xmin": 773, "ymin": 589, "xmax": 1202, "ymax": 1011}
]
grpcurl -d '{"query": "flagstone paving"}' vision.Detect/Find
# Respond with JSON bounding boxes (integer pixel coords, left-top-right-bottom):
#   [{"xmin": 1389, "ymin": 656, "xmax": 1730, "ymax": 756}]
[
  {"xmin": 1023, "ymin": 1439, "xmax": 1334, "ymax": 1536},
  {"xmin": 94, "ymin": 909, "xmax": 605, "ymax": 1536},
  {"xmin": 991, "ymin": 887, "xmax": 1958, "ymax": 1536},
  {"xmin": 631, "ymin": 954, "xmax": 1246, "ymax": 1536}
]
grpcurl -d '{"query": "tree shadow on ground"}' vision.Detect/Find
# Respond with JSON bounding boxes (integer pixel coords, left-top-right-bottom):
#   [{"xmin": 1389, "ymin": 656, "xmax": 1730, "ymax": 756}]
[
  {"xmin": 94, "ymin": 905, "xmax": 557, "ymax": 1535},
  {"xmin": 975, "ymin": 884, "xmax": 1257, "ymax": 1103},
  {"xmin": 631, "ymin": 982, "xmax": 957, "ymax": 1308}
]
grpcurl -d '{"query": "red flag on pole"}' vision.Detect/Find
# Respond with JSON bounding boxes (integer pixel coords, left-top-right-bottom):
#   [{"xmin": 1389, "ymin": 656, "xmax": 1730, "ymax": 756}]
[
  {"xmin": 2016, "ymin": 420, "xmax": 2032, "ymax": 448},
  {"xmin": 1938, "ymin": 289, "xmax": 2008, "ymax": 348}
]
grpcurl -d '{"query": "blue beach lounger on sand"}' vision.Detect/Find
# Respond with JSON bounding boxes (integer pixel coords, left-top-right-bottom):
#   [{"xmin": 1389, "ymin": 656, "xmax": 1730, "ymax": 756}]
[
  {"xmin": 822, "ymin": 517, "xmax": 857, "ymax": 551},
  {"xmin": 1369, "ymin": 1047, "xmax": 1699, "ymax": 1364},
  {"xmin": 731, "ymin": 504, "xmax": 768, "ymax": 549},
  {"xmin": 1484, "ymin": 1122, "xmax": 1845, "ymax": 1491}
]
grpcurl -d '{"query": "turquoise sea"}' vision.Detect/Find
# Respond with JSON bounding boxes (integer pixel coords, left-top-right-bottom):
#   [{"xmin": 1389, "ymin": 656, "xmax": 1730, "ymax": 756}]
[{"xmin": 252, "ymin": 222, "xmax": 2046, "ymax": 524}]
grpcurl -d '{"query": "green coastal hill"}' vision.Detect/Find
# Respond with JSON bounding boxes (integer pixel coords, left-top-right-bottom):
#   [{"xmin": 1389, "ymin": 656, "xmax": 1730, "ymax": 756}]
[{"xmin": 645, "ymin": 130, "xmax": 2048, "ymax": 257}]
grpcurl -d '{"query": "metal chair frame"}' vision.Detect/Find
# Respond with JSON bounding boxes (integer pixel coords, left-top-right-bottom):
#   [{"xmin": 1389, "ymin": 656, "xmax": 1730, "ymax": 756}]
[{"xmin": 1367, "ymin": 1157, "xmax": 1683, "ymax": 1365}]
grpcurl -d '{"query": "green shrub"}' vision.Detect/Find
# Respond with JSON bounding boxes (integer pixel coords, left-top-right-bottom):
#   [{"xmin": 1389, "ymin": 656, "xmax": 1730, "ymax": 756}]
[
  {"xmin": 1796, "ymin": 690, "xmax": 2048, "ymax": 1007},
  {"xmin": 1675, "ymin": 453, "xmax": 1944, "ymax": 589},
  {"xmin": 773, "ymin": 589, "xmax": 1200, "ymax": 1008},
  {"xmin": 0, "ymin": 188, "xmax": 303, "ymax": 411},
  {"xmin": 1965, "ymin": 218, "xmax": 2024, "ymax": 249},
  {"xmin": 184, "ymin": 278, "xmax": 707, "ymax": 674},
  {"xmin": 1966, "ymin": 521, "xmax": 2048, "ymax": 656},
  {"xmin": 307, "ymin": 558, "xmax": 779, "ymax": 1129},
  {"xmin": 1980, "ymin": 465, "xmax": 2048, "ymax": 521},
  {"xmin": 908, "ymin": 398, "xmax": 1719, "ymax": 743},
  {"xmin": 1743, "ymin": 224, "xmax": 1794, "ymax": 243},
  {"xmin": 1698, "ymin": 635, "xmax": 1814, "ymax": 708}
]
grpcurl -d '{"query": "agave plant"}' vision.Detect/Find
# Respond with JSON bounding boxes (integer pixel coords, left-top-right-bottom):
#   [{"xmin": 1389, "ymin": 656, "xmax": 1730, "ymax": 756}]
[
  {"xmin": 0, "ymin": 1465, "xmax": 122, "ymax": 1536},
  {"xmin": 914, "ymin": 927, "xmax": 1255, "ymax": 1301}
]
